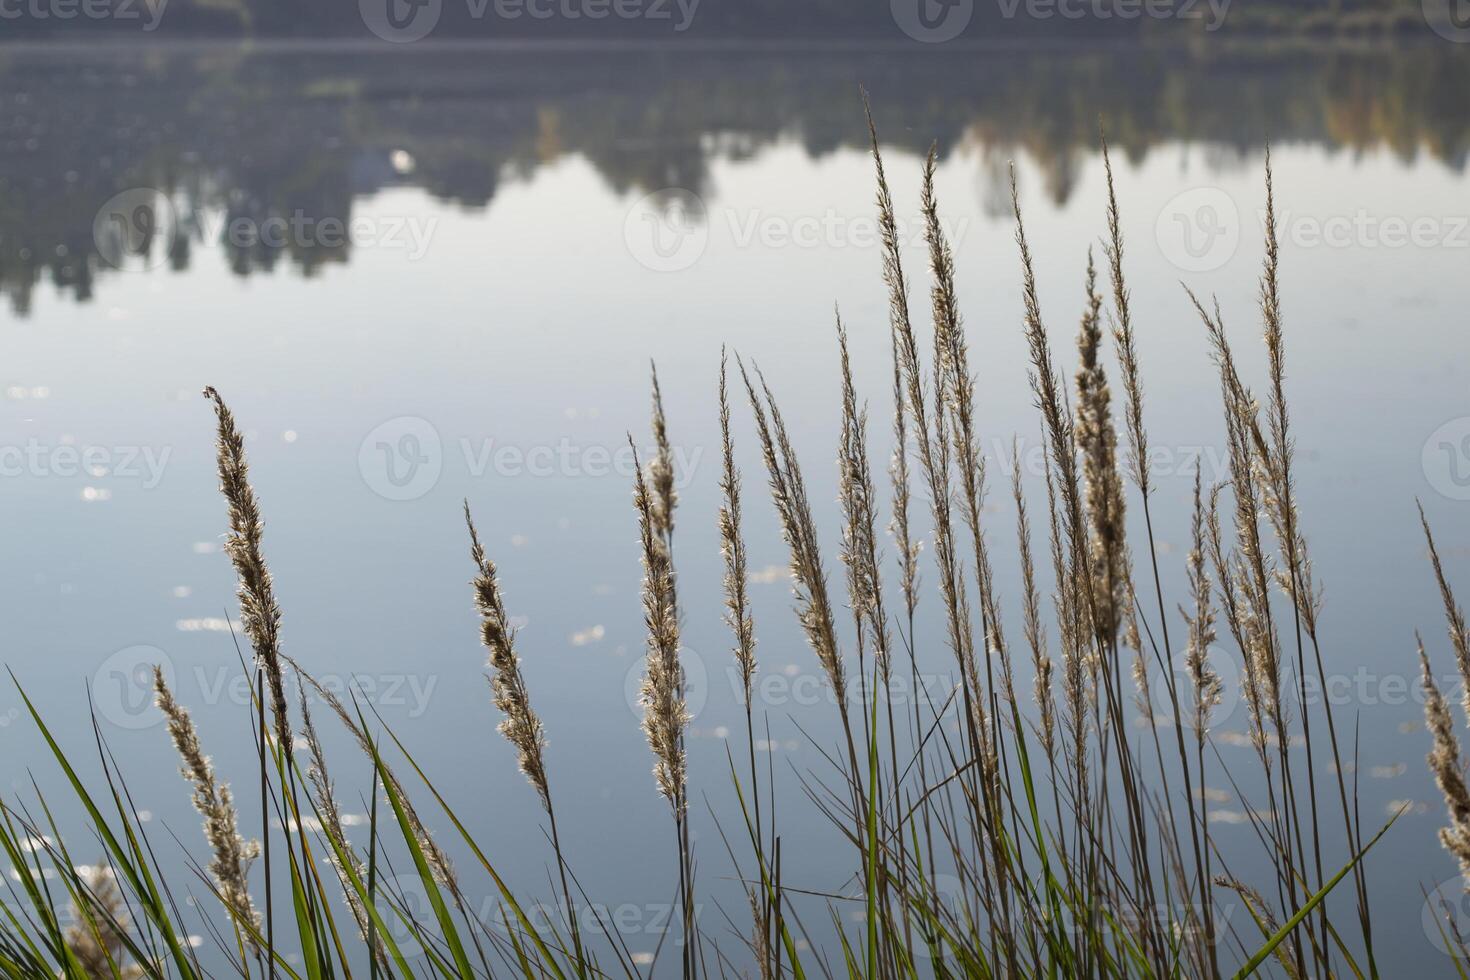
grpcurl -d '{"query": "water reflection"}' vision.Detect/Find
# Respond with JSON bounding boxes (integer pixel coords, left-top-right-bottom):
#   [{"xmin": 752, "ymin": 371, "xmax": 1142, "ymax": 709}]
[{"xmin": 0, "ymin": 41, "xmax": 1467, "ymax": 315}]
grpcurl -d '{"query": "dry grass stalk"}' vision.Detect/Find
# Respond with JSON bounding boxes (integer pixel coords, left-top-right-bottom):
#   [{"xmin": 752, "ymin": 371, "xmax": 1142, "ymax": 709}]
[
  {"xmin": 1420, "ymin": 503, "xmax": 1470, "ymax": 720},
  {"xmin": 1073, "ymin": 249, "xmax": 1128, "ymax": 651},
  {"xmin": 1014, "ymin": 162, "xmax": 1168, "ymax": 966},
  {"xmin": 1010, "ymin": 166, "xmax": 1096, "ymax": 673},
  {"xmin": 1421, "ymin": 635, "xmax": 1470, "ymax": 883},
  {"xmin": 736, "ymin": 357, "xmax": 846, "ymax": 707},
  {"xmin": 288, "ymin": 658, "xmax": 460, "ymax": 893},
  {"xmin": 867, "ymin": 105, "xmax": 974, "ymax": 742},
  {"xmin": 1013, "ymin": 449, "xmax": 1056, "ymax": 757},
  {"xmin": 1192, "ymin": 284, "xmax": 1322, "ymax": 962},
  {"xmin": 464, "ymin": 501, "xmax": 587, "ymax": 971},
  {"xmin": 865, "ymin": 97, "xmax": 923, "ymax": 631},
  {"xmin": 1202, "ymin": 481, "xmax": 1268, "ymax": 761},
  {"xmin": 836, "ymin": 312, "xmax": 893, "ymax": 681},
  {"xmin": 201, "ymin": 386, "xmax": 292, "ymax": 759},
  {"xmin": 922, "ymin": 146, "xmax": 1013, "ymax": 727},
  {"xmin": 1183, "ymin": 473, "xmax": 1222, "ymax": 736},
  {"xmin": 465, "ymin": 503, "xmax": 550, "ymax": 808},
  {"xmin": 632, "ymin": 437, "xmax": 688, "ymax": 807},
  {"xmin": 634, "ymin": 372, "xmax": 698, "ymax": 977},
  {"xmin": 153, "ymin": 667, "xmax": 261, "ymax": 942},
  {"xmin": 648, "ymin": 362, "xmax": 677, "ymax": 541},
  {"xmin": 1190, "ymin": 293, "xmax": 1284, "ymax": 757},
  {"xmin": 719, "ymin": 349, "xmax": 758, "ymax": 702},
  {"xmin": 1042, "ymin": 426, "xmax": 1089, "ymax": 785},
  {"xmin": 888, "ymin": 325, "xmax": 921, "ymax": 623},
  {"xmin": 296, "ymin": 677, "xmax": 384, "ymax": 963},
  {"xmin": 1215, "ymin": 876, "xmax": 1304, "ymax": 980},
  {"xmin": 721, "ymin": 346, "xmax": 770, "ymax": 971},
  {"xmin": 1100, "ymin": 134, "xmax": 1150, "ymax": 498},
  {"xmin": 1254, "ymin": 150, "xmax": 1320, "ymax": 627}
]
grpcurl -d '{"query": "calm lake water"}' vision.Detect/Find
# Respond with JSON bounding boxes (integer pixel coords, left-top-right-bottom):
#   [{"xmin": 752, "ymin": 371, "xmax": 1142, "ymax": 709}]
[{"xmin": 1, "ymin": 39, "xmax": 1468, "ymax": 974}]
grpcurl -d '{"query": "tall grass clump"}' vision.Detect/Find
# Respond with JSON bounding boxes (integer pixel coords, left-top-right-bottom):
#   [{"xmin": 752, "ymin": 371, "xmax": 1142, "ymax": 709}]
[{"xmin": 1, "ymin": 102, "xmax": 1441, "ymax": 980}]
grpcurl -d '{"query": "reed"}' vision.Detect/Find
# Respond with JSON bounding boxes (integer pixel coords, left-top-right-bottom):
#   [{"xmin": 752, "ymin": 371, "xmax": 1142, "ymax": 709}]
[
  {"xmin": 153, "ymin": 667, "xmax": 262, "ymax": 946},
  {"xmin": 0, "ymin": 106, "xmax": 1429, "ymax": 980}
]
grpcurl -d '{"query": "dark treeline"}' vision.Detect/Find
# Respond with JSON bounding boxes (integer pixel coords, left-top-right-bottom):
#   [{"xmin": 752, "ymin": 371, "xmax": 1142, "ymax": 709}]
[
  {"xmin": 0, "ymin": 0, "xmax": 1444, "ymax": 40},
  {"xmin": 0, "ymin": 43, "xmax": 1466, "ymax": 313}
]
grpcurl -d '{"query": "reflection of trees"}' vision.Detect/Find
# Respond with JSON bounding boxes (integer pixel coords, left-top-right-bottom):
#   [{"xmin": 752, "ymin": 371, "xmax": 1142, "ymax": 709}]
[{"xmin": 0, "ymin": 43, "xmax": 1466, "ymax": 315}]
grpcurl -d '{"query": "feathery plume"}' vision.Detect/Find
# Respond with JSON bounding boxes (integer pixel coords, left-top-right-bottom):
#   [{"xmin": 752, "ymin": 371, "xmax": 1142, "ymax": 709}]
[
  {"xmin": 64, "ymin": 866, "xmax": 144, "ymax": 980},
  {"xmin": 925, "ymin": 145, "xmax": 1011, "ymax": 717},
  {"xmin": 869, "ymin": 107, "xmax": 973, "ymax": 719},
  {"xmin": 863, "ymin": 94, "xmax": 924, "ymax": 635},
  {"xmin": 865, "ymin": 99, "xmax": 923, "ymax": 627},
  {"xmin": 1074, "ymin": 249, "xmax": 1128, "ymax": 648},
  {"xmin": 836, "ymin": 312, "xmax": 893, "ymax": 679},
  {"xmin": 1421, "ymin": 637, "xmax": 1470, "ymax": 883},
  {"xmin": 1101, "ymin": 131, "xmax": 1150, "ymax": 496},
  {"xmin": 201, "ymin": 386, "xmax": 292, "ymax": 758},
  {"xmin": 1013, "ymin": 449, "xmax": 1055, "ymax": 755},
  {"xmin": 465, "ymin": 503, "xmax": 550, "ymax": 806},
  {"xmin": 719, "ymin": 349, "xmax": 758, "ymax": 702},
  {"xmin": 153, "ymin": 667, "xmax": 261, "ymax": 941},
  {"xmin": 1254, "ymin": 151, "xmax": 1321, "ymax": 629},
  {"xmin": 1010, "ymin": 166, "xmax": 1090, "ymax": 618},
  {"xmin": 465, "ymin": 501, "xmax": 587, "ymax": 971},
  {"xmin": 888, "ymin": 323, "xmax": 920, "ymax": 621},
  {"xmin": 632, "ymin": 438, "xmax": 688, "ymax": 806},
  {"xmin": 736, "ymin": 357, "xmax": 846, "ymax": 705},
  {"xmin": 1189, "ymin": 291, "xmax": 1285, "ymax": 752},
  {"xmin": 1420, "ymin": 503, "xmax": 1470, "ymax": 721},
  {"xmin": 1042, "ymin": 425, "xmax": 1088, "ymax": 765},
  {"xmin": 648, "ymin": 362, "xmax": 677, "ymax": 541},
  {"xmin": 1183, "ymin": 473, "xmax": 1222, "ymax": 735}
]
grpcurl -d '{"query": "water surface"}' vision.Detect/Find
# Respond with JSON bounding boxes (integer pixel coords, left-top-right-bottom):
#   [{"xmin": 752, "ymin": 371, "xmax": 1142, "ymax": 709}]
[{"xmin": 1, "ymin": 40, "xmax": 1468, "ymax": 974}]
